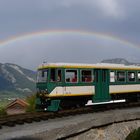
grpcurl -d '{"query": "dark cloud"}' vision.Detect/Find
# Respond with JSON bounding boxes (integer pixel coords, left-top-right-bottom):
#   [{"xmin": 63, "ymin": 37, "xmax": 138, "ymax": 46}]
[{"xmin": 0, "ymin": 0, "xmax": 140, "ymax": 69}]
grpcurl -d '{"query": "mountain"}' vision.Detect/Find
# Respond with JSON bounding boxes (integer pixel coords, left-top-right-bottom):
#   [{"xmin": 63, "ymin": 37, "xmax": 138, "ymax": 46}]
[
  {"xmin": 0, "ymin": 63, "xmax": 36, "ymax": 99},
  {"xmin": 101, "ymin": 58, "xmax": 140, "ymax": 66}
]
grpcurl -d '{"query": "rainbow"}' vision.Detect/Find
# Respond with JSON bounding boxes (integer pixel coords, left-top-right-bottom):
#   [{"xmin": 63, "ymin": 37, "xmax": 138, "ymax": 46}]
[{"xmin": 0, "ymin": 29, "xmax": 138, "ymax": 48}]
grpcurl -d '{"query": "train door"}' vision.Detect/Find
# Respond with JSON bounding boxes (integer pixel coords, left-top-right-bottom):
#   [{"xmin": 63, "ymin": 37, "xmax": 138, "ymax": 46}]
[{"xmin": 93, "ymin": 69, "xmax": 111, "ymax": 102}]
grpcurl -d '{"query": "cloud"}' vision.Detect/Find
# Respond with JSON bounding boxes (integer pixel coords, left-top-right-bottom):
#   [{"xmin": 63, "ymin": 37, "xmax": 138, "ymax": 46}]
[
  {"xmin": 96, "ymin": 0, "xmax": 125, "ymax": 19},
  {"xmin": 46, "ymin": 0, "xmax": 125, "ymax": 19},
  {"xmin": 33, "ymin": 0, "xmax": 124, "ymax": 19},
  {"xmin": 0, "ymin": 0, "xmax": 140, "ymax": 69}
]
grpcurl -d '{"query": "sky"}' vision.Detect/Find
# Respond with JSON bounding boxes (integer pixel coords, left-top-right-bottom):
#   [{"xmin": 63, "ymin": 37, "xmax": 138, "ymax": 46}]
[{"xmin": 0, "ymin": 0, "xmax": 140, "ymax": 70}]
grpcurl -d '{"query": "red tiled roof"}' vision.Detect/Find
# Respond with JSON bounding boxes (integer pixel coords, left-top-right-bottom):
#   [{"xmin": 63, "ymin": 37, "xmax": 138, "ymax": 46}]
[{"xmin": 6, "ymin": 98, "xmax": 29, "ymax": 109}]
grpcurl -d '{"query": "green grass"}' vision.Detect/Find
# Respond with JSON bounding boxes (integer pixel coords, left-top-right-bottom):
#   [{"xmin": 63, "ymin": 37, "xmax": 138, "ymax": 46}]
[
  {"xmin": 0, "ymin": 99, "xmax": 8, "ymax": 117},
  {"xmin": 26, "ymin": 94, "xmax": 36, "ymax": 112},
  {"xmin": 126, "ymin": 127, "xmax": 140, "ymax": 140},
  {"xmin": 0, "ymin": 107, "xmax": 7, "ymax": 117}
]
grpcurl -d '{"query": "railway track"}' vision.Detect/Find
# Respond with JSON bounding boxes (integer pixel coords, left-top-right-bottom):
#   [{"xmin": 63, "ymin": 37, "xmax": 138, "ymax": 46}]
[{"xmin": 0, "ymin": 101, "xmax": 140, "ymax": 129}]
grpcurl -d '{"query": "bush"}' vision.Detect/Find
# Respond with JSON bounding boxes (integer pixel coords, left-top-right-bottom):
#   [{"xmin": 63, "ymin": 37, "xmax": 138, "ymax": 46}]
[
  {"xmin": 0, "ymin": 107, "xmax": 7, "ymax": 117},
  {"xmin": 126, "ymin": 127, "xmax": 140, "ymax": 140},
  {"xmin": 26, "ymin": 94, "xmax": 36, "ymax": 112}
]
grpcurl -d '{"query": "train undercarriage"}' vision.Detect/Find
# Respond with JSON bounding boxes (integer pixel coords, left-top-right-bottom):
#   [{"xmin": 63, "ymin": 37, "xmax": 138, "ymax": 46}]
[{"xmin": 35, "ymin": 92, "xmax": 140, "ymax": 112}]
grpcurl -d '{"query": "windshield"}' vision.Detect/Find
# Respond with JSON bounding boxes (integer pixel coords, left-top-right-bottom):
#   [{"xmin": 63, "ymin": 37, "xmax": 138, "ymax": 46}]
[{"xmin": 37, "ymin": 69, "xmax": 48, "ymax": 83}]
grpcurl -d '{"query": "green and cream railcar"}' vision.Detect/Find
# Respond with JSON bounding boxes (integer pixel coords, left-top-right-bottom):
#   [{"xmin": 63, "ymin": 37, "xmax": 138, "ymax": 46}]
[{"xmin": 36, "ymin": 63, "xmax": 140, "ymax": 111}]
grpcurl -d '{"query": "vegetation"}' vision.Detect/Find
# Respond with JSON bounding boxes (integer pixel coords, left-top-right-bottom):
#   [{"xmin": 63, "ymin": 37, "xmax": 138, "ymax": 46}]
[
  {"xmin": 0, "ymin": 107, "xmax": 7, "ymax": 117},
  {"xmin": 0, "ymin": 91, "xmax": 26, "ymax": 99},
  {"xmin": 126, "ymin": 127, "xmax": 140, "ymax": 140},
  {"xmin": 0, "ymin": 99, "xmax": 9, "ymax": 117},
  {"xmin": 0, "ymin": 99, "xmax": 11, "ymax": 108},
  {"xmin": 26, "ymin": 94, "xmax": 36, "ymax": 112}
]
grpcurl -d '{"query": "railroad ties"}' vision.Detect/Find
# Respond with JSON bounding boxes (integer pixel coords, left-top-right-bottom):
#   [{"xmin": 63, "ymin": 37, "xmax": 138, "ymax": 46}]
[{"xmin": 0, "ymin": 101, "xmax": 140, "ymax": 129}]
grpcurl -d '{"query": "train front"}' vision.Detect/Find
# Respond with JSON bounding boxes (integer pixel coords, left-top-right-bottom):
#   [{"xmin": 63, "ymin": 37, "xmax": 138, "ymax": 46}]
[
  {"xmin": 36, "ymin": 66, "xmax": 49, "ymax": 111},
  {"xmin": 36, "ymin": 64, "xmax": 61, "ymax": 112}
]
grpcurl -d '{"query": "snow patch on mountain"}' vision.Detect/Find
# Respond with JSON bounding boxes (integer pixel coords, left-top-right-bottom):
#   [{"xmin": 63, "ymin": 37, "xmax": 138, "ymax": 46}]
[
  {"xmin": 1, "ymin": 65, "xmax": 16, "ymax": 83},
  {"xmin": 9, "ymin": 64, "xmax": 36, "ymax": 83},
  {"xmin": 9, "ymin": 64, "xmax": 25, "ymax": 75},
  {"xmin": 0, "ymin": 63, "xmax": 36, "ymax": 97},
  {"xmin": 26, "ymin": 76, "xmax": 36, "ymax": 82}
]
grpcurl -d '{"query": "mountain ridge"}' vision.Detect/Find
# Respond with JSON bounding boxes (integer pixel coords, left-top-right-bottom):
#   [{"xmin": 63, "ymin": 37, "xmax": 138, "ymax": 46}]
[
  {"xmin": 0, "ymin": 63, "xmax": 36, "ymax": 98},
  {"xmin": 101, "ymin": 58, "xmax": 140, "ymax": 66}
]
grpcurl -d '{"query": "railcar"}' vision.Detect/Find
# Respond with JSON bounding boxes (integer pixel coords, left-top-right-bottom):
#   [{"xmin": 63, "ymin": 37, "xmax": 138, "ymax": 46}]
[{"xmin": 36, "ymin": 63, "xmax": 140, "ymax": 111}]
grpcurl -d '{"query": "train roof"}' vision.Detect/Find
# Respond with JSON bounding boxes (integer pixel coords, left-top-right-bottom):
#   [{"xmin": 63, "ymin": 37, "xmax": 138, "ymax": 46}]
[{"xmin": 38, "ymin": 62, "xmax": 140, "ymax": 70}]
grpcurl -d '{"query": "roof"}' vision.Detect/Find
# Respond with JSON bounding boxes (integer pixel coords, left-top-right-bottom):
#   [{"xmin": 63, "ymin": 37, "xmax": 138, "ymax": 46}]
[
  {"xmin": 38, "ymin": 62, "xmax": 140, "ymax": 70},
  {"xmin": 6, "ymin": 98, "xmax": 29, "ymax": 109}
]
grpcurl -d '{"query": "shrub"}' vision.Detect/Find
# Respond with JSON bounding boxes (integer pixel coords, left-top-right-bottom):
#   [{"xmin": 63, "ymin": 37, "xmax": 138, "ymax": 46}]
[
  {"xmin": 26, "ymin": 94, "xmax": 36, "ymax": 112},
  {"xmin": 126, "ymin": 127, "xmax": 140, "ymax": 140},
  {"xmin": 0, "ymin": 107, "xmax": 7, "ymax": 117}
]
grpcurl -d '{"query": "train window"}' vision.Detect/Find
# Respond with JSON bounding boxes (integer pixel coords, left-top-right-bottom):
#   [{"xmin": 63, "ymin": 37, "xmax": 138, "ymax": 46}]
[
  {"xmin": 110, "ymin": 71, "xmax": 115, "ymax": 82},
  {"xmin": 81, "ymin": 70, "xmax": 93, "ymax": 82},
  {"xmin": 57, "ymin": 69, "xmax": 62, "ymax": 82},
  {"xmin": 128, "ymin": 72, "xmax": 135, "ymax": 82},
  {"xmin": 37, "ymin": 69, "xmax": 48, "ymax": 83},
  {"xmin": 117, "ymin": 71, "xmax": 125, "ymax": 82},
  {"xmin": 50, "ymin": 68, "xmax": 56, "ymax": 82},
  {"xmin": 65, "ymin": 70, "xmax": 78, "ymax": 83},
  {"xmin": 137, "ymin": 72, "xmax": 140, "ymax": 81}
]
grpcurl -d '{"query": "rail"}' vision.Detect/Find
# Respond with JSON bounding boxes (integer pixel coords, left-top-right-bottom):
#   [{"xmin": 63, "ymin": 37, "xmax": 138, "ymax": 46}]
[{"xmin": 0, "ymin": 101, "xmax": 140, "ymax": 129}]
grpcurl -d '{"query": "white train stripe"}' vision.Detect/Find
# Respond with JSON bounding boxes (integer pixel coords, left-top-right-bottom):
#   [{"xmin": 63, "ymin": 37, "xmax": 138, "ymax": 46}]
[
  {"xmin": 110, "ymin": 84, "xmax": 140, "ymax": 94},
  {"xmin": 48, "ymin": 84, "xmax": 140, "ymax": 97},
  {"xmin": 50, "ymin": 86, "xmax": 95, "ymax": 96}
]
